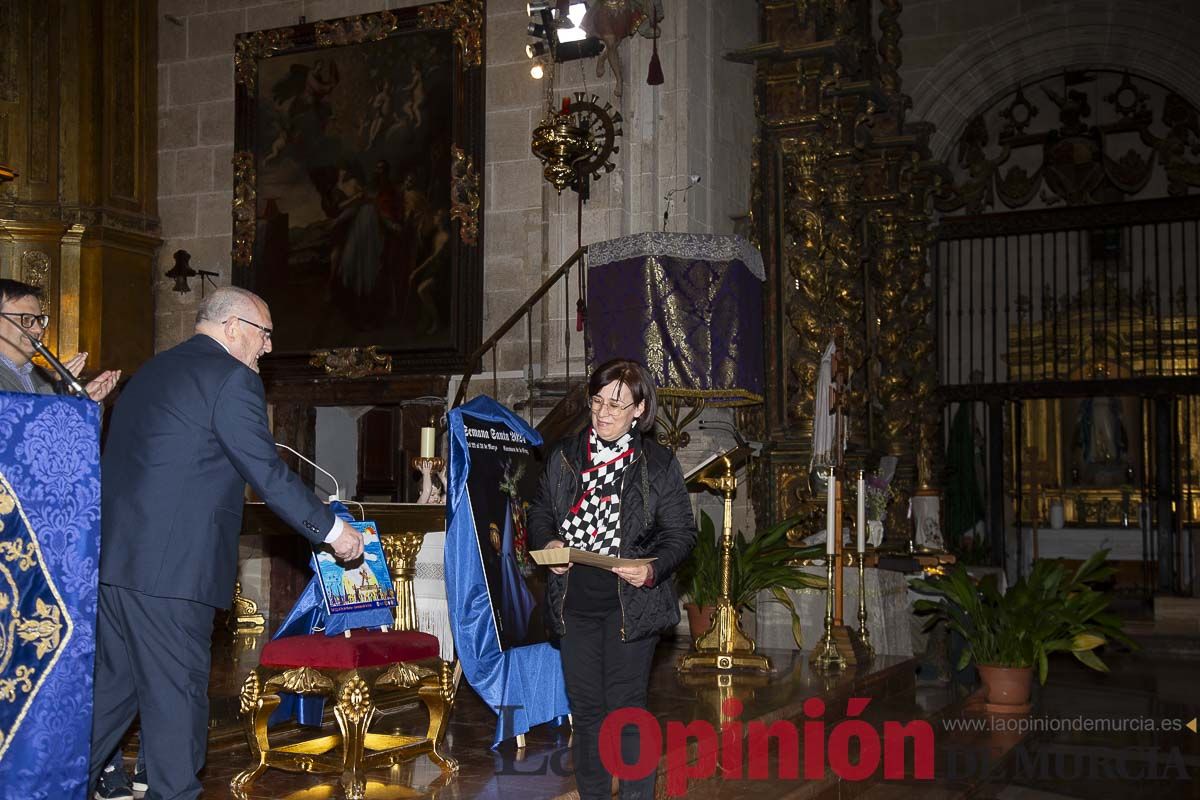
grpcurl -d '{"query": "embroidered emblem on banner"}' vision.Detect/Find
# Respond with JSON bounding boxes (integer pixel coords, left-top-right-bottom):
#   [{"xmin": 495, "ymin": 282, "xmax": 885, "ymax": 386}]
[{"xmin": 0, "ymin": 473, "xmax": 72, "ymax": 759}]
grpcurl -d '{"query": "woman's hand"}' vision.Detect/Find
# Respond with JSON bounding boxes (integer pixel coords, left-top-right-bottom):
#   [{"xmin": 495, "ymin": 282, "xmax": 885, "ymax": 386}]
[
  {"xmin": 612, "ymin": 563, "xmax": 653, "ymax": 588},
  {"xmin": 545, "ymin": 539, "xmax": 571, "ymax": 575}
]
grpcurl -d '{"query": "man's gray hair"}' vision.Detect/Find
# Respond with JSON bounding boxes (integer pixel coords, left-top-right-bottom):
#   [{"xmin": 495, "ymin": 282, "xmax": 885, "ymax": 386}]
[{"xmin": 195, "ymin": 287, "xmax": 262, "ymax": 327}]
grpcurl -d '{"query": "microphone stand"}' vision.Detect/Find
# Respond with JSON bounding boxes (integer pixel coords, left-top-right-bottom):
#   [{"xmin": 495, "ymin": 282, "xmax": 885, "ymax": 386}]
[{"xmin": 1, "ymin": 315, "xmax": 88, "ymax": 398}]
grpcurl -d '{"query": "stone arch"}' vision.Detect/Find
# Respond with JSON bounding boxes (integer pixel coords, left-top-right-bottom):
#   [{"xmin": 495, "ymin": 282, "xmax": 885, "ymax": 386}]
[{"xmin": 910, "ymin": 0, "xmax": 1200, "ymax": 162}]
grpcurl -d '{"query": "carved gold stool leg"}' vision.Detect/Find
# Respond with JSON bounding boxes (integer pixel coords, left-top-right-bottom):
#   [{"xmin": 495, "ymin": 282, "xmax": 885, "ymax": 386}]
[{"xmin": 334, "ymin": 671, "xmax": 376, "ymax": 800}]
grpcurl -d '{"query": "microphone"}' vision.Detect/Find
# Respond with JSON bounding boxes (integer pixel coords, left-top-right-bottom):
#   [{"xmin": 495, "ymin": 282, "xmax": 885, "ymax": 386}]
[
  {"xmin": 1, "ymin": 314, "xmax": 88, "ymax": 398},
  {"xmin": 662, "ymin": 174, "xmax": 702, "ymax": 231},
  {"xmin": 697, "ymin": 420, "xmax": 762, "ymax": 456},
  {"xmin": 275, "ymin": 442, "xmax": 343, "ymax": 503}
]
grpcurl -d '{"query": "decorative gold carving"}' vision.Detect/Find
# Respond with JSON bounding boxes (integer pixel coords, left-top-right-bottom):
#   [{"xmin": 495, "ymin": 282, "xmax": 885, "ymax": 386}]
[
  {"xmin": 377, "ymin": 661, "xmax": 435, "ymax": 689},
  {"xmin": 381, "ymin": 532, "xmax": 423, "ymax": 631},
  {"xmin": 234, "ymin": 28, "xmax": 295, "ymax": 92},
  {"xmin": 232, "ymin": 152, "xmax": 255, "ymax": 268},
  {"xmin": 238, "ymin": 671, "xmax": 261, "ymax": 715},
  {"xmin": 0, "ymin": 3, "xmax": 17, "ymax": 103},
  {"xmin": 418, "ymin": 0, "xmax": 484, "ymax": 66},
  {"xmin": 315, "ymin": 11, "xmax": 398, "ymax": 47},
  {"xmin": 29, "ymin": 3, "xmax": 49, "ymax": 184},
  {"xmin": 439, "ymin": 660, "xmax": 457, "ymax": 702},
  {"xmin": 876, "ymin": 0, "xmax": 902, "ymax": 97},
  {"xmin": 229, "ymin": 582, "xmax": 265, "ymax": 631},
  {"xmin": 265, "ymin": 666, "xmax": 334, "ymax": 695},
  {"xmin": 308, "ymin": 346, "xmax": 393, "ymax": 379},
  {"xmin": 336, "ymin": 672, "xmax": 373, "ymax": 724},
  {"xmin": 21, "ymin": 251, "xmax": 49, "ymax": 290},
  {"xmin": 450, "ymin": 146, "xmax": 479, "ymax": 246}
]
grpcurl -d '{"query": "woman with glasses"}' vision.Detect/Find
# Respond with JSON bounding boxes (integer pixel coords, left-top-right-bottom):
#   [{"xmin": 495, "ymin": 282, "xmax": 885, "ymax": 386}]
[{"xmin": 527, "ymin": 358, "xmax": 696, "ymax": 800}]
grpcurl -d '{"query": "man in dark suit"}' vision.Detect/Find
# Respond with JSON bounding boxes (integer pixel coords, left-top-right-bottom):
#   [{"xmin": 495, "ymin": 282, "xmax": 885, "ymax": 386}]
[{"xmin": 89, "ymin": 286, "xmax": 364, "ymax": 800}]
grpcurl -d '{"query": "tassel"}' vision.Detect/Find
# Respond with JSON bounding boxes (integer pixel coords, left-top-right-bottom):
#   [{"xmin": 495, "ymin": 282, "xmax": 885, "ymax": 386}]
[
  {"xmin": 576, "ymin": 297, "xmax": 587, "ymax": 332},
  {"xmin": 647, "ymin": 35, "xmax": 664, "ymax": 86}
]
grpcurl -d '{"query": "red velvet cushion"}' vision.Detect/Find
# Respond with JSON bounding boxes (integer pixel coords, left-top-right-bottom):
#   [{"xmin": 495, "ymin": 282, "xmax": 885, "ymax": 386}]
[{"xmin": 261, "ymin": 630, "xmax": 440, "ymax": 670}]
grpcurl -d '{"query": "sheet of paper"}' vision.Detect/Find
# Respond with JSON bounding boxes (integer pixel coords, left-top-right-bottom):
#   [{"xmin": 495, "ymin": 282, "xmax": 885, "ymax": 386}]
[{"xmin": 530, "ymin": 547, "xmax": 656, "ymax": 569}]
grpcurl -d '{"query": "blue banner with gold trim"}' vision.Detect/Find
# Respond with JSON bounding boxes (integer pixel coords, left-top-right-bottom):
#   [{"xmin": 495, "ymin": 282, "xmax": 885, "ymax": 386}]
[{"xmin": 0, "ymin": 391, "xmax": 100, "ymax": 800}]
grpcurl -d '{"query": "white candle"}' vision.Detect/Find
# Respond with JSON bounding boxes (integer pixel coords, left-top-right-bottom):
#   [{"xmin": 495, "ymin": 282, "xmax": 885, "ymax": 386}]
[
  {"xmin": 826, "ymin": 470, "xmax": 837, "ymax": 555},
  {"xmin": 420, "ymin": 427, "xmax": 436, "ymax": 459},
  {"xmin": 857, "ymin": 472, "xmax": 866, "ymax": 553}
]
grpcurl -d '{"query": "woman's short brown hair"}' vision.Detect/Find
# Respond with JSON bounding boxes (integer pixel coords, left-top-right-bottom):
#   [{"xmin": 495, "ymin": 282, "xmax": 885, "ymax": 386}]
[{"xmin": 588, "ymin": 358, "xmax": 658, "ymax": 430}]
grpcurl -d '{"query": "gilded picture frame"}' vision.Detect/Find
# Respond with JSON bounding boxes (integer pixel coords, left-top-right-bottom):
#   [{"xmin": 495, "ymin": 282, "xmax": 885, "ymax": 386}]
[{"xmin": 231, "ymin": 1, "xmax": 483, "ymax": 379}]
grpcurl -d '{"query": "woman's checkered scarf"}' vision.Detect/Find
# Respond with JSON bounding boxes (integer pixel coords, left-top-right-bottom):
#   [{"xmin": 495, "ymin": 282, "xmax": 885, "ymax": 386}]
[{"xmin": 558, "ymin": 429, "xmax": 635, "ymax": 556}]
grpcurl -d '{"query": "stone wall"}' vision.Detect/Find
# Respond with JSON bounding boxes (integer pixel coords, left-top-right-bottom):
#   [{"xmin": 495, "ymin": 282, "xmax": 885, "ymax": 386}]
[
  {"xmin": 155, "ymin": 0, "xmax": 757, "ymax": 382},
  {"xmin": 897, "ymin": 0, "xmax": 1200, "ymax": 158}
]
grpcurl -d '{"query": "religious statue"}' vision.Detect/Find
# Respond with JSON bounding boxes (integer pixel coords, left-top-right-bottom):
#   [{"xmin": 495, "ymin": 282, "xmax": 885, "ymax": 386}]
[
  {"xmin": 581, "ymin": 0, "xmax": 664, "ymax": 97},
  {"xmin": 1075, "ymin": 396, "xmax": 1128, "ymax": 466}
]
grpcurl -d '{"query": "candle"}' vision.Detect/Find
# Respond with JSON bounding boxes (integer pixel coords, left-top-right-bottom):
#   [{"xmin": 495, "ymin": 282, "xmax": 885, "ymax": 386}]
[
  {"xmin": 420, "ymin": 427, "xmax": 436, "ymax": 459},
  {"xmin": 857, "ymin": 471, "xmax": 866, "ymax": 553},
  {"xmin": 826, "ymin": 470, "xmax": 837, "ymax": 555}
]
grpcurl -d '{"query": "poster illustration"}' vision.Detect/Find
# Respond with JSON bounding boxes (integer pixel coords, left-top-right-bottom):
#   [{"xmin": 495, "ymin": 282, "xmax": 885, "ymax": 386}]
[
  {"xmin": 460, "ymin": 412, "xmax": 546, "ymax": 650},
  {"xmin": 314, "ymin": 521, "xmax": 398, "ymax": 614}
]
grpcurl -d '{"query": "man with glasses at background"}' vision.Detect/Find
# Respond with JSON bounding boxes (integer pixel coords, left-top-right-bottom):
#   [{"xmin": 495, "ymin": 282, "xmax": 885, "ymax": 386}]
[{"xmin": 0, "ymin": 278, "xmax": 120, "ymax": 400}]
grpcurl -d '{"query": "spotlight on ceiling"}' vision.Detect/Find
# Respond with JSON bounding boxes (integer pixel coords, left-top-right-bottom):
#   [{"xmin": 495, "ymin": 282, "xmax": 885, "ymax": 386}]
[
  {"xmin": 530, "ymin": 60, "xmax": 546, "ymax": 80},
  {"xmin": 555, "ymin": 2, "xmax": 588, "ymax": 43},
  {"xmin": 526, "ymin": 41, "xmax": 548, "ymax": 59},
  {"xmin": 526, "ymin": 0, "xmax": 553, "ymax": 13},
  {"xmin": 527, "ymin": 21, "xmax": 547, "ymax": 38}
]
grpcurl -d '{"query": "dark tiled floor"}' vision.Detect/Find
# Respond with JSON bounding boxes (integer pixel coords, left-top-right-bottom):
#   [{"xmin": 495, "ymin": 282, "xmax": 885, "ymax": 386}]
[{"xmin": 115, "ymin": 622, "xmax": 1200, "ymax": 799}]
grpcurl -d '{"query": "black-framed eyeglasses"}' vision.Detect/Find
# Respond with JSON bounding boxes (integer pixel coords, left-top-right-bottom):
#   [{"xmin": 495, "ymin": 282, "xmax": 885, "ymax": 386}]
[
  {"xmin": 0, "ymin": 312, "xmax": 50, "ymax": 330},
  {"xmin": 590, "ymin": 395, "xmax": 636, "ymax": 415},
  {"xmin": 234, "ymin": 317, "xmax": 272, "ymax": 339}
]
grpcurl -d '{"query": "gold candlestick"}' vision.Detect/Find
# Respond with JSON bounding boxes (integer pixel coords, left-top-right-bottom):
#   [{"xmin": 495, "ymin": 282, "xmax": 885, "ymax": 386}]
[
  {"xmin": 813, "ymin": 557, "xmax": 845, "ymax": 671},
  {"xmin": 855, "ymin": 557, "xmax": 874, "ymax": 660},
  {"xmin": 678, "ymin": 454, "xmax": 771, "ymax": 673}
]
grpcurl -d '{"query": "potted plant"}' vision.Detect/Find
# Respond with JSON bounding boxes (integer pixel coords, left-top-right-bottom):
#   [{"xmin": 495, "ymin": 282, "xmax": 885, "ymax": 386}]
[
  {"xmin": 676, "ymin": 511, "xmax": 827, "ymax": 646},
  {"xmin": 910, "ymin": 549, "xmax": 1133, "ymax": 711}
]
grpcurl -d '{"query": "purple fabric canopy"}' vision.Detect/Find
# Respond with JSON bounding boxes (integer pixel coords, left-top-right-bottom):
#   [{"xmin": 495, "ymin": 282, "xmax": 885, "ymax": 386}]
[{"xmin": 587, "ymin": 233, "xmax": 764, "ymax": 405}]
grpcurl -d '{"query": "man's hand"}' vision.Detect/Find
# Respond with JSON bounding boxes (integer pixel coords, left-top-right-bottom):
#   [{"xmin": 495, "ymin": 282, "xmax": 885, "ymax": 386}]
[
  {"xmin": 330, "ymin": 526, "xmax": 365, "ymax": 562},
  {"xmin": 86, "ymin": 370, "xmax": 121, "ymax": 402},
  {"xmin": 61, "ymin": 353, "xmax": 121, "ymax": 401},
  {"xmin": 545, "ymin": 538, "xmax": 571, "ymax": 575},
  {"xmin": 62, "ymin": 353, "xmax": 88, "ymax": 377}
]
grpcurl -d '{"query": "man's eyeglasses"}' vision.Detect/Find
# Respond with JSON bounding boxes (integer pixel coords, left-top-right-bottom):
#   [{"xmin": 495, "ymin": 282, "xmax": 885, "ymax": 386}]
[
  {"xmin": 234, "ymin": 317, "xmax": 272, "ymax": 339},
  {"xmin": 0, "ymin": 312, "xmax": 50, "ymax": 330},
  {"xmin": 590, "ymin": 396, "xmax": 636, "ymax": 415}
]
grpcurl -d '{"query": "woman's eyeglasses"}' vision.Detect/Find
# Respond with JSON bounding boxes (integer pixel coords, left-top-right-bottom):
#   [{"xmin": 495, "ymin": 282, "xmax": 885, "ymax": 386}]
[
  {"xmin": 590, "ymin": 396, "xmax": 635, "ymax": 415},
  {"xmin": 0, "ymin": 312, "xmax": 50, "ymax": 330}
]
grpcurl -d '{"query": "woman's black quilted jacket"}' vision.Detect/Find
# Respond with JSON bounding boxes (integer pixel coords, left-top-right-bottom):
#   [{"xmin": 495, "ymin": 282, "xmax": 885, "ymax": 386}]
[{"xmin": 527, "ymin": 427, "xmax": 697, "ymax": 641}]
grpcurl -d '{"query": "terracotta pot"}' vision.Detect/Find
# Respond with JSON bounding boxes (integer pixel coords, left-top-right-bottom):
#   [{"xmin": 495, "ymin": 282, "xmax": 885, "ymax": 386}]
[
  {"xmin": 683, "ymin": 603, "xmax": 716, "ymax": 638},
  {"xmin": 976, "ymin": 663, "xmax": 1034, "ymax": 712}
]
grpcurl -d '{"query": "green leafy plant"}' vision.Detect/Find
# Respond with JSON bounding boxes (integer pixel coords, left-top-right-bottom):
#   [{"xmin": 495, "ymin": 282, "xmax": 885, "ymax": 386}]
[
  {"xmin": 909, "ymin": 549, "xmax": 1134, "ymax": 684},
  {"xmin": 676, "ymin": 511, "xmax": 827, "ymax": 646}
]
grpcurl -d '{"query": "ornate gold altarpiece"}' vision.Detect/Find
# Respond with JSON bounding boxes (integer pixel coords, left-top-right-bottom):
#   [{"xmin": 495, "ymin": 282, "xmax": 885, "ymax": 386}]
[
  {"xmin": 731, "ymin": 2, "xmax": 939, "ymax": 537},
  {"xmin": 0, "ymin": 1, "xmax": 159, "ymax": 373},
  {"xmin": 1009, "ymin": 313, "xmax": 1200, "ymax": 525}
]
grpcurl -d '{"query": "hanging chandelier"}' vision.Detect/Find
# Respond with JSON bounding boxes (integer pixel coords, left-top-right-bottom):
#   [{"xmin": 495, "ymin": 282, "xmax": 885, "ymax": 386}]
[{"xmin": 530, "ymin": 93, "xmax": 622, "ymax": 194}]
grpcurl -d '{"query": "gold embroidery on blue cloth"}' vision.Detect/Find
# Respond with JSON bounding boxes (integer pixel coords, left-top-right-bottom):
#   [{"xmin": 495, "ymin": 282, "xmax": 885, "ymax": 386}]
[{"xmin": 0, "ymin": 471, "xmax": 74, "ymax": 760}]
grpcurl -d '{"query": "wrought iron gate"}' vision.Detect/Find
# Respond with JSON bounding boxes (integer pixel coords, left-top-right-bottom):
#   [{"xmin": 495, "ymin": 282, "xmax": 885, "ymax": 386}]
[{"xmin": 934, "ymin": 197, "xmax": 1200, "ymax": 595}]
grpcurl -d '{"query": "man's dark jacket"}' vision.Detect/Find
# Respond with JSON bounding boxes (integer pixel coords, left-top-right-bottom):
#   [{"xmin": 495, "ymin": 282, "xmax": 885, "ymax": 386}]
[
  {"xmin": 99, "ymin": 334, "xmax": 337, "ymax": 608},
  {"xmin": 527, "ymin": 426, "xmax": 697, "ymax": 641}
]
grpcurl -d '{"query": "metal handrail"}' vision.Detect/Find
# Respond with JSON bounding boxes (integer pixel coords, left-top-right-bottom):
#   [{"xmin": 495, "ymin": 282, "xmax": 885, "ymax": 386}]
[{"xmin": 452, "ymin": 246, "xmax": 587, "ymax": 408}]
